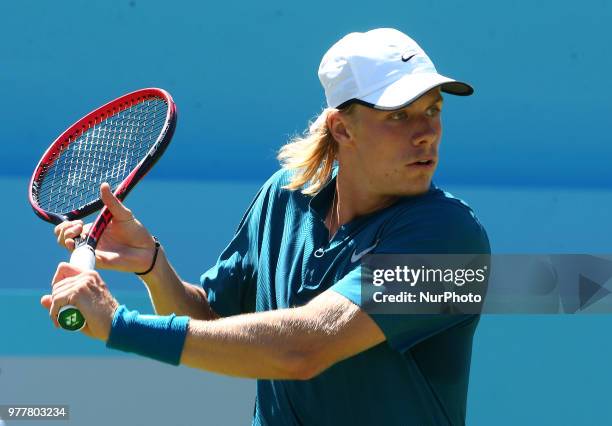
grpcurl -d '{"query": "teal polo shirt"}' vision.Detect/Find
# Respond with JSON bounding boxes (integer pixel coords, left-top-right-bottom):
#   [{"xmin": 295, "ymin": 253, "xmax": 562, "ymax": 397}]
[{"xmin": 201, "ymin": 168, "xmax": 490, "ymax": 426}]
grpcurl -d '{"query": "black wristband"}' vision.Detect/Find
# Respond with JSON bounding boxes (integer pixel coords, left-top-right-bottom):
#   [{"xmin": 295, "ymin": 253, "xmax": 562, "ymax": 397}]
[{"xmin": 135, "ymin": 236, "xmax": 160, "ymax": 276}]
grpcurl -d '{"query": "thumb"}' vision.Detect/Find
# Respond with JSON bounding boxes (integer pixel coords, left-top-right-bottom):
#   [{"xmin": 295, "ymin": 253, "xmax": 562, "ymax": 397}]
[
  {"xmin": 40, "ymin": 294, "xmax": 52, "ymax": 309},
  {"xmin": 100, "ymin": 183, "xmax": 133, "ymax": 221}
]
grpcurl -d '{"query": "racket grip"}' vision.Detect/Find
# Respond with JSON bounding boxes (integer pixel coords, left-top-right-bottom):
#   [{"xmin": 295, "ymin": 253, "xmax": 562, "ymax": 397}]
[
  {"xmin": 70, "ymin": 244, "xmax": 96, "ymax": 270},
  {"xmin": 58, "ymin": 244, "xmax": 95, "ymax": 331}
]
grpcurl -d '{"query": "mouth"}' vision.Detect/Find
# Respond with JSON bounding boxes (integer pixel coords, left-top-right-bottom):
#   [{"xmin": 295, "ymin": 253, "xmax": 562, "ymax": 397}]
[{"xmin": 407, "ymin": 159, "xmax": 436, "ymax": 168}]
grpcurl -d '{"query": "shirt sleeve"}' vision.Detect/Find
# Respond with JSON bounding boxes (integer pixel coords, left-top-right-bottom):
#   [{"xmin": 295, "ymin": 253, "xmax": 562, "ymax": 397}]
[
  {"xmin": 330, "ymin": 198, "xmax": 490, "ymax": 352},
  {"xmin": 199, "ymin": 179, "xmax": 271, "ymax": 317}
]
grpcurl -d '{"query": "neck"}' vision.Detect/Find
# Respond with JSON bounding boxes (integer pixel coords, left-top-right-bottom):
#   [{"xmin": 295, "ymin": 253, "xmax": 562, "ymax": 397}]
[{"xmin": 325, "ymin": 169, "xmax": 399, "ymax": 238}]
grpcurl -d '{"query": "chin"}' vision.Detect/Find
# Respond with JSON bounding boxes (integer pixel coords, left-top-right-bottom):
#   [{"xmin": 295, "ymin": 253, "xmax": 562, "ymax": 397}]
[
  {"xmin": 384, "ymin": 185, "xmax": 429, "ymax": 198},
  {"xmin": 398, "ymin": 179, "xmax": 432, "ymax": 197}
]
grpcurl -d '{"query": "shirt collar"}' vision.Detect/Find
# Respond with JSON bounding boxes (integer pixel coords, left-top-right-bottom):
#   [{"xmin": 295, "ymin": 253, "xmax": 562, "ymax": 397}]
[{"xmin": 308, "ymin": 168, "xmax": 338, "ymax": 222}]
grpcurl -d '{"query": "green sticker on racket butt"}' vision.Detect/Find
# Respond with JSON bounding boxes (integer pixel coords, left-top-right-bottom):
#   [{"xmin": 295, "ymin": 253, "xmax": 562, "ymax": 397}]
[{"xmin": 58, "ymin": 305, "xmax": 86, "ymax": 331}]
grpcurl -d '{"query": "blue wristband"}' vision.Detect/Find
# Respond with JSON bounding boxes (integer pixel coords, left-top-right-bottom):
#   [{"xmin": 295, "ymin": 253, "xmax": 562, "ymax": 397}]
[{"xmin": 106, "ymin": 305, "xmax": 190, "ymax": 366}]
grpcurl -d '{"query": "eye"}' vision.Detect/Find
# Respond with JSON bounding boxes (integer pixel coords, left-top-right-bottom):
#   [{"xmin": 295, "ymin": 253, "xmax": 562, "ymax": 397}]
[
  {"xmin": 425, "ymin": 106, "xmax": 441, "ymax": 118},
  {"xmin": 389, "ymin": 111, "xmax": 408, "ymax": 120}
]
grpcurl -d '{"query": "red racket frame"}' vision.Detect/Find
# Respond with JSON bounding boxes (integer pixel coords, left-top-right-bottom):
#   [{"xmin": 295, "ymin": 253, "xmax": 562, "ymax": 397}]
[{"xmin": 28, "ymin": 87, "xmax": 177, "ymax": 246}]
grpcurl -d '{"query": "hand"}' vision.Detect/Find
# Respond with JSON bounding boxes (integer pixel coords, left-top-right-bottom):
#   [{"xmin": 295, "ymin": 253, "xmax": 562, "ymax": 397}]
[
  {"xmin": 54, "ymin": 183, "xmax": 157, "ymax": 273},
  {"xmin": 41, "ymin": 262, "xmax": 119, "ymax": 341}
]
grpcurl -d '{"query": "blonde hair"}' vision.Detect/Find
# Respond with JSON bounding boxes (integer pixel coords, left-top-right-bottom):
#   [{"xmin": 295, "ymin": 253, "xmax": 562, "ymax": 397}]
[{"xmin": 277, "ymin": 106, "xmax": 354, "ymax": 195}]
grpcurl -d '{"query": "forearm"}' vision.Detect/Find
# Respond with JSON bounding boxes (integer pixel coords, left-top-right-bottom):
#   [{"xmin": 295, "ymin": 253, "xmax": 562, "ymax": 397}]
[
  {"xmin": 105, "ymin": 292, "xmax": 383, "ymax": 379},
  {"xmin": 139, "ymin": 248, "xmax": 218, "ymax": 320},
  {"xmin": 180, "ymin": 308, "xmax": 331, "ymax": 380}
]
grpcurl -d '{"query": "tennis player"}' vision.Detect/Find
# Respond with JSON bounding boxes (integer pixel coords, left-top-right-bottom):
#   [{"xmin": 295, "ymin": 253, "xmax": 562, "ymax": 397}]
[{"xmin": 44, "ymin": 28, "xmax": 489, "ymax": 425}]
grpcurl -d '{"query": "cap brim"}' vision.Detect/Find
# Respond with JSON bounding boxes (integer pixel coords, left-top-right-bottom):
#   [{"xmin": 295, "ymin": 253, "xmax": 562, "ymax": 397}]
[{"xmin": 359, "ymin": 73, "xmax": 473, "ymax": 110}]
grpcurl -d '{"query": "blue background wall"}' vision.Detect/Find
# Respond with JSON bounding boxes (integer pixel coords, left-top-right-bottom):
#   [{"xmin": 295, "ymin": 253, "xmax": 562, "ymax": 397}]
[
  {"xmin": 1, "ymin": 1, "xmax": 611, "ymax": 425},
  {"xmin": 2, "ymin": 0, "xmax": 611, "ymax": 186}
]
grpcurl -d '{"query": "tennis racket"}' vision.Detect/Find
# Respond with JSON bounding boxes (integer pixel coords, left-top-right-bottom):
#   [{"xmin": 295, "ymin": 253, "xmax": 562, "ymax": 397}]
[{"xmin": 28, "ymin": 88, "xmax": 177, "ymax": 331}]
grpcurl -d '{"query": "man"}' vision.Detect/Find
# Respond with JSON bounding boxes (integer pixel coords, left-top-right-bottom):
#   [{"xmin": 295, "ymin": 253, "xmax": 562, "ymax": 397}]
[{"xmin": 44, "ymin": 28, "xmax": 489, "ymax": 425}]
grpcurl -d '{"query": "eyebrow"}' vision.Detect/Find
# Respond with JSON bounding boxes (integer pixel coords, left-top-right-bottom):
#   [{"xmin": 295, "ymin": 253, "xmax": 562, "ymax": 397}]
[{"xmin": 430, "ymin": 94, "xmax": 444, "ymax": 104}]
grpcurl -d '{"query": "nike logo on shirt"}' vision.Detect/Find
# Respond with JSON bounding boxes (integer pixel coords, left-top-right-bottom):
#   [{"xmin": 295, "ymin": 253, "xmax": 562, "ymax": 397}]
[{"xmin": 351, "ymin": 240, "xmax": 379, "ymax": 263}]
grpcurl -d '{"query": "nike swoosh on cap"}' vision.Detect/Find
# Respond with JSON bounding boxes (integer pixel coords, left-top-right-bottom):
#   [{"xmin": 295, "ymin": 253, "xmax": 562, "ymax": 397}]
[{"xmin": 401, "ymin": 53, "xmax": 416, "ymax": 62}]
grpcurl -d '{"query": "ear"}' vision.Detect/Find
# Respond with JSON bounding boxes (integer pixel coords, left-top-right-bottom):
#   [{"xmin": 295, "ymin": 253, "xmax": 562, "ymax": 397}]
[{"xmin": 327, "ymin": 110, "xmax": 356, "ymax": 146}]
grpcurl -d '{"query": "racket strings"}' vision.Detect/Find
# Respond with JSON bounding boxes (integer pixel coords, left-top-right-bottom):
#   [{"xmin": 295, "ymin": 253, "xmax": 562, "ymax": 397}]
[{"xmin": 36, "ymin": 98, "xmax": 168, "ymax": 214}]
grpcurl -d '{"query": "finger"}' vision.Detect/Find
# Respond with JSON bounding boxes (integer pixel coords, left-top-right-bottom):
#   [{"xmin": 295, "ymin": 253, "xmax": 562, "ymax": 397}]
[
  {"xmin": 49, "ymin": 273, "xmax": 101, "ymax": 331},
  {"xmin": 67, "ymin": 222, "xmax": 84, "ymax": 238},
  {"xmin": 63, "ymin": 222, "xmax": 84, "ymax": 250},
  {"xmin": 51, "ymin": 262, "xmax": 84, "ymax": 286},
  {"xmin": 53, "ymin": 222, "xmax": 64, "ymax": 237},
  {"xmin": 52, "ymin": 272, "xmax": 95, "ymax": 298},
  {"xmin": 54, "ymin": 220, "xmax": 83, "ymax": 236},
  {"xmin": 100, "ymin": 183, "xmax": 133, "ymax": 222},
  {"xmin": 49, "ymin": 274, "xmax": 89, "ymax": 325},
  {"xmin": 56, "ymin": 221, "xmax": 83, "ymax": 247},
  {"xmin": 65, "ymin": 238, "xmax": 75, "ymax": 251},
  {"xmin": 40, "ymin": 294, "xmax": 52, "ymax": 309},
  {"xmin": 49, "ymin": 288, "xmax": 76, "ymax": 328},
  {"xmin": 51, "ymin": 276, "xmax": 79, "ymax": 295},
  {"xmin": 75, "ymin": 222, "xmax": 93, "ymax": 248},
  {"xmin": 63, "ymin": 223, "xmax": 84, "ymax": 244},
  {"xmin": 54, "ymin": 221, "xmax": 74, "ymax": 237},
  {"xmin": 55, "ymin": 222, "xmax": 69, "ymax": 245}
]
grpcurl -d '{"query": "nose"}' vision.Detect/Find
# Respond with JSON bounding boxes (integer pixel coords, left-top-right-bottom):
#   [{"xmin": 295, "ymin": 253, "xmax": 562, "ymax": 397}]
[{"xmin": 411, "ymin": 116, "xmax": 439, "ymax": 147}]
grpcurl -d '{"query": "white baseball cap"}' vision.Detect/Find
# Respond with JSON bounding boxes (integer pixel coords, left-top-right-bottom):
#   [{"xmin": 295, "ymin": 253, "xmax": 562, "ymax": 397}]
[{"xmin": 318, "ymin": 28, "xmax": 473, "ymax": 110}]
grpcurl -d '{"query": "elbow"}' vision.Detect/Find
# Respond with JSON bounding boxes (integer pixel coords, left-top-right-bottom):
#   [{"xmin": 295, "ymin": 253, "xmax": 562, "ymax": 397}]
[{"xmin": 279, "ymin": 346, "xmax": 328, "ymax": 380}]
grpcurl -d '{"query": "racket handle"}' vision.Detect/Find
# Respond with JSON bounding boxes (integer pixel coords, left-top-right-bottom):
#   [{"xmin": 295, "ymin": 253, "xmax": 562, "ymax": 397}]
[
  {"xmin": 70, "ymin": 243, "xmax": 96, "ymax": 270},
  {"xmin": 58, "ymin": 244, "xmax": 96, "ymax": 331}
]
